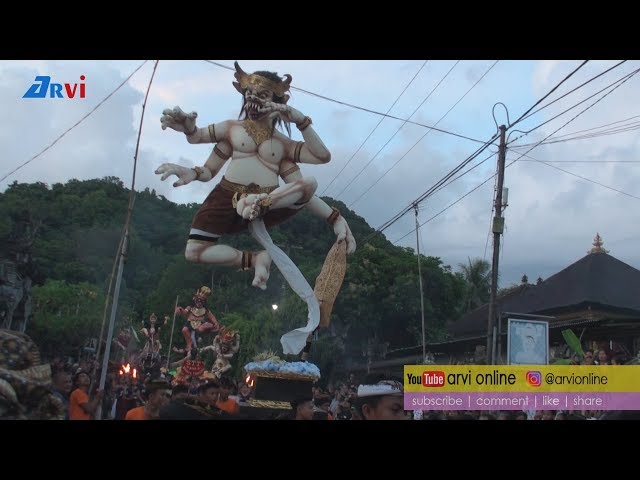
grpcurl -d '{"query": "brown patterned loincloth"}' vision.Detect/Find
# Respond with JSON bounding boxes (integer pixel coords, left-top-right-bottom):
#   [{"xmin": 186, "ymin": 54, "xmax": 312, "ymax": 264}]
[{"xmin": 190, "ymin": 176, "xmax": 300, "ymax": 240}]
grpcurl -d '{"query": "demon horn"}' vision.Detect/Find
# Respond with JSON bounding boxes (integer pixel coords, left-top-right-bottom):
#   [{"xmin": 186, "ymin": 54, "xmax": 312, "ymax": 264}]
[
  {"xmin": 281, "ymin": 74, "xmax": 292, "ymax": 94},
  {"xmin": 234, "ymin": 61, "xmax": 249, "ymax": 84}
]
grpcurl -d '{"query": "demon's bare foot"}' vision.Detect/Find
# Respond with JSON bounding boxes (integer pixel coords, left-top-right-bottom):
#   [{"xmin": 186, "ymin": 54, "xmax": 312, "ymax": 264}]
[{"xmin": 252, "ymin": 250, "xmax": 272, "ymax": 290}]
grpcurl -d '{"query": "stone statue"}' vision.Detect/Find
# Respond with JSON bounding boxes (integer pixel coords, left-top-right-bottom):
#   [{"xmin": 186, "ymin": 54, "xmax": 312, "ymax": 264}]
[{"xmin": 0, "ymin": 210, "xmax": 42, "ymax": 333}]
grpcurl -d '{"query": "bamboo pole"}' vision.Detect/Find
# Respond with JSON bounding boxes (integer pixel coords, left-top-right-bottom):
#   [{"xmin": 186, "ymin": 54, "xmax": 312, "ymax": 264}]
[{"xmin": 166, "ymin": 295, "xmax": 179, "ymax": 369}]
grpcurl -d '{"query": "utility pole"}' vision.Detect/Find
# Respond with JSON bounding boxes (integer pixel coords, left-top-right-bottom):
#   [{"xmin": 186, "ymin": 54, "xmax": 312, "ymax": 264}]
[
  {"xmin": 95, "ymin": 229, "xmax": 128, "ymax": 420},
  {"xmin": 486, "ymin": 125, "xmax": 507, "ymax": 365},
  {"xmin": 414, "ymin": 203, "xmax": 427, "ymax": 363}
]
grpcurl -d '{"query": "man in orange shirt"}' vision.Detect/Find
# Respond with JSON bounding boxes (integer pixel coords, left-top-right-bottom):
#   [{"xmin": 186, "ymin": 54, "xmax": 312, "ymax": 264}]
[
  {"xmin": 69, "ymin": 371, "xmax": 103, "ymax": 420},
  {"xmin": 125, "ymin": 380, "xmax": 172, "ymax": 420},
  {"xmin": 215, "ymin": 377, "xmax": 240, "ymax": 415}
]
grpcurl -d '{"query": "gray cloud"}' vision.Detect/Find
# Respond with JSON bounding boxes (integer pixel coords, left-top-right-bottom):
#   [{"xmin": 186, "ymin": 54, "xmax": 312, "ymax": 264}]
[{"xmin": 2, "ymin": 60, "xmax": 640, "ymax": 291}]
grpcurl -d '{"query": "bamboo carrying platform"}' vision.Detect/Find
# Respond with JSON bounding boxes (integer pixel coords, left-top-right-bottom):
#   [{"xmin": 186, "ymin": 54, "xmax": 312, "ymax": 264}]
[{"xmin": 245, "ymin": 369, "xmax": 317, "ymax": 407}]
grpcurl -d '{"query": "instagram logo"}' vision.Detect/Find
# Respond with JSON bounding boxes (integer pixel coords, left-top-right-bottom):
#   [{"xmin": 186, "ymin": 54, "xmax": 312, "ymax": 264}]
[{"xmin": 526, "ymin": 371, "xmax": 542, "ymax": 387}]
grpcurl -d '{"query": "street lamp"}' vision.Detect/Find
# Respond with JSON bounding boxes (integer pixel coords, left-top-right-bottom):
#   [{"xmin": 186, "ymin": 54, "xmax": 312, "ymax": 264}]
[{"xmin": 272, "ymin": 304, "xmax": 278, "ymax": 311}]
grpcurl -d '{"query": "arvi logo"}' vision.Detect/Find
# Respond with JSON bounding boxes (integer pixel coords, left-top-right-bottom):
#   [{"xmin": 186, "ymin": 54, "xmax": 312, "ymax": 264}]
[
  {"xmin": 23, "ymin": 75, "xmax": 86, "ymax": 99},
  {"xmin": 422, "ymin": 370, "xmax": 445, "ymax": 387},
  {"xmin": 526, "ymin": 370, "xmax": 542, "ymax": 387}
]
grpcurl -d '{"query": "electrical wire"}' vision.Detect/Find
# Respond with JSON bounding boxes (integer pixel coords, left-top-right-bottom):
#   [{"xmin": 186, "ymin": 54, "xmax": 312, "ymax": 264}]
[
  {"xmin": 507, "ymin": 66, "xmax": 640, "ymax": 146},
  {"xmin": 509, "ymin": 116, "xmax": 640, "ymax": 148},
  {"xmin": 361, "ymin": 139, "xmax": 498, "ymax": 245},
  {"xmin": 332, "ymin": 60, "xmax": 462, "ymax": 201},
  {"xmin": 509, "ymin": 60, "xmax": 589, "ymax": 128},
  {"xmin": 389, "ymin": 68, "xmax": 639, "ymax": 245},
  {"xmin": 347, "ymin": 61, "xmax": 499, "ymax": 208},
  {"xmin": 0, "ymin": 61, "xmax": 149, "ymax": 184},
  {"xmin": 204, "ymin": 60, "xmax": 488, "ymax": 145},
  {"xmin": 515, "ymin": 60, "xmax": 626, "ymax": 124},
  {"xmin": 392, "ymin": 174, "xmax": 497, "ymax": 244},
  {"xmin": 511, "ymin": 151, "xmax": 640, "ymax": 201},
  {"xmin": 320, "ymin": 60, "xmax": 428, "ymax": 196}
]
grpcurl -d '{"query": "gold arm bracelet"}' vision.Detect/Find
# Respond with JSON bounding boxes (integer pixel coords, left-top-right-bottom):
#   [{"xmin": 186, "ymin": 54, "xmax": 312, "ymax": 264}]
[
  {"xmin": 280, "ymin": 165, "xmax": 300, "ymax": 178},
  {"xmin": 294, "ymin": 142, "xmax": 304, "ymax": 163},
  {"xmin": 296, "ymin": 116, "xmax": 312, "ymax": 131},
  {"xmin": 208, "ymin": 124, "xmax": 217, "ymax": 143}
]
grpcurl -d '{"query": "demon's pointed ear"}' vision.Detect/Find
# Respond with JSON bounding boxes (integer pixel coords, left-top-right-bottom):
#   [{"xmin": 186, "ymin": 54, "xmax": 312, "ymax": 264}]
[{"xmin": 233, "ymin": 81, "xmax": 244, "ymax": 94}]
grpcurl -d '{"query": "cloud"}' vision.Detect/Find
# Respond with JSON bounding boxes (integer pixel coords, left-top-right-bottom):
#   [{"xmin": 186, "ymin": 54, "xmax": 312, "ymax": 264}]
[{"xmin": 2, "ymin": 59, "xmax": 639, "ymax": 290}]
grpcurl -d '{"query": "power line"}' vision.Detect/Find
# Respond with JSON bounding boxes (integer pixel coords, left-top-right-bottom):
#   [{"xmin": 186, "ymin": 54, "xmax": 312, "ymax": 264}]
[
  {"xmin": 507, "ymin": 67, "xmax": 640, "ymax": 165},
  {"xmin": 509, "ymin": 116, "xmax": 640, "ymax": 148},
  {"xmin": 516, "ymin": 60, "xmax": 626, "ymax": 124},
  {"xmin": 332, "ymin": 60, "xmax": 462, "ymax": 201},
  {"xmin": 390, "ymin": 70, "xmax": 639, "ymax": 245},
  {"xmin": 347, "ymin": 61, "xmax": 499, "ymax": 209},
  {"xmin": 510, "ymin": 151, "xmax": 640, "ymax": 200},
  {"xmin": 537, "ymin": 113, "xmax": 640, "ymax": 139},
  {"xmin": 0, "ymin": 61, "xmax": 149, "ymax": 185},
  {"xmin": 362, "ymin": 137, "xmax": 498, "ymax": 245},
  {"xmin": 204, "ymin": 60, "xmax": 487, "ymax": 145},
  {"xmin": 426, "ymin": 150, "xmax": 496, "ymax": 198},
  {"xmin": 509, "ymin": 60, "xmax": 589, "ymax": 128},
  {"xmin": 392, "ymin": 174, "xmax": 496, "ymax": 244},
  {"xmin": 518, "ymin": 159, "xmax": 640, "ymax": 163},
  {"xmin": 371, "ymin": 63, "xmax": 596, "ymax": 247},
  {"xmin": 398, "ymin": 151, "xmax": 498, "ymax": 247},
  {"xmin": 320, "ymin": 60, "xmax": 428, "ymax": 197},
  {"xmin": 507, "ymin": 66, "xmax": 640, "ymax": 146},
  {"xmin": 520, "ymin": 66, "xmax": 640, "ymax": 139},
  {"xmin": 372, "ymin": 138, "xmax": 498, "ymax": 238}
]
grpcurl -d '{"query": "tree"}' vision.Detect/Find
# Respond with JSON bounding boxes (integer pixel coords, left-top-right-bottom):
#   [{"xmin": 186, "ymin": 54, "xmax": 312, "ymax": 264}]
[
  {"xmin": 458, "ymin": 257, "xmax": 491, "ymax": 312},
  {"xmin": 8, "ymin": 177, "xmax": 470, "ymax": 377},
  {"xmin": 28, "ymin": 280, "xmax": 106, "ymax": 359}
]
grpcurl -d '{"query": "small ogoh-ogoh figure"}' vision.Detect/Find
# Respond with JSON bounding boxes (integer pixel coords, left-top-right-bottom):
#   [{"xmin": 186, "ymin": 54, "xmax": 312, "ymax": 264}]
[
  {"xmin": 141, "ymin": 313, "xmax": 166, "ymax": 355},
  {"xmin": 113, "ymin": 328, "xmax": 132, "ymax": 362},
  {"xmin": 175, "ymin": 286, "xmax": 220, "ymax": 354},
  {"xmin": 202, "ymin": 327, "xmax": 240, "ymax": 379},
  {"xmin": 140, "ymin": 314, "xmax": 167, "ymax": 378},
  {"xmin": 155, "ymin": 62, "xmax": 356, "ymax": 292},
  {"xmin": 171, "ymin": 348, "xmax": 207, "ymax": 388}
]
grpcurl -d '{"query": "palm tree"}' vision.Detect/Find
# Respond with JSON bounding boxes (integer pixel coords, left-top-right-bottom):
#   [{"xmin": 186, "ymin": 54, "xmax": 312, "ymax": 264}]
[{"xmin": 458, "ymin": 257, "xmax": 491, "ymax": 312}]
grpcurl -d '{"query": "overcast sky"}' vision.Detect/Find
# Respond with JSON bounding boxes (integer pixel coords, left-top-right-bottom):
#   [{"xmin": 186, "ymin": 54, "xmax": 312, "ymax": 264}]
[{"xmin": 1, "ymin": 60, "xmax": 639, "ymax": 288}]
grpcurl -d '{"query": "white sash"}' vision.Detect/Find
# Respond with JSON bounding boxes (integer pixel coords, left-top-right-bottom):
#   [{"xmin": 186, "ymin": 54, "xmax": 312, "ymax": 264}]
[{"xmin": 248, "ymin": 220, "xmax": 320, "ymax": 355}]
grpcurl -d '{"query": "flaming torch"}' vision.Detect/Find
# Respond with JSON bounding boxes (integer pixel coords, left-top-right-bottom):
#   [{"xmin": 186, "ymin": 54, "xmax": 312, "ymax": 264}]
[{"xmin": 119, "ymin": 363, "xmax": 132, "ymax": 376}]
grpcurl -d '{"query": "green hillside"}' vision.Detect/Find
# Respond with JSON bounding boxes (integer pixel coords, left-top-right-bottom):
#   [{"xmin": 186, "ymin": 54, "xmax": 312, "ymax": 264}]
[{"xmin": 0, "ymin": 177, "xmax": 470, "ymax": 379}]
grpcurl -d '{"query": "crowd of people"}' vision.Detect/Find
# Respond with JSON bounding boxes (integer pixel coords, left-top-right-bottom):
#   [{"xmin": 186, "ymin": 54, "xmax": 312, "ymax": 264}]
[
  {"xmin": 45, "ymin": 357, "xmax": 409, "ymax": 420},
  {"xmin": 37, "ymin": 350, "xmax": 640, "ymax": 421},
  {"xmin": 5, "ymin": 327, "xmax": 638, "ymax": 421}
]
